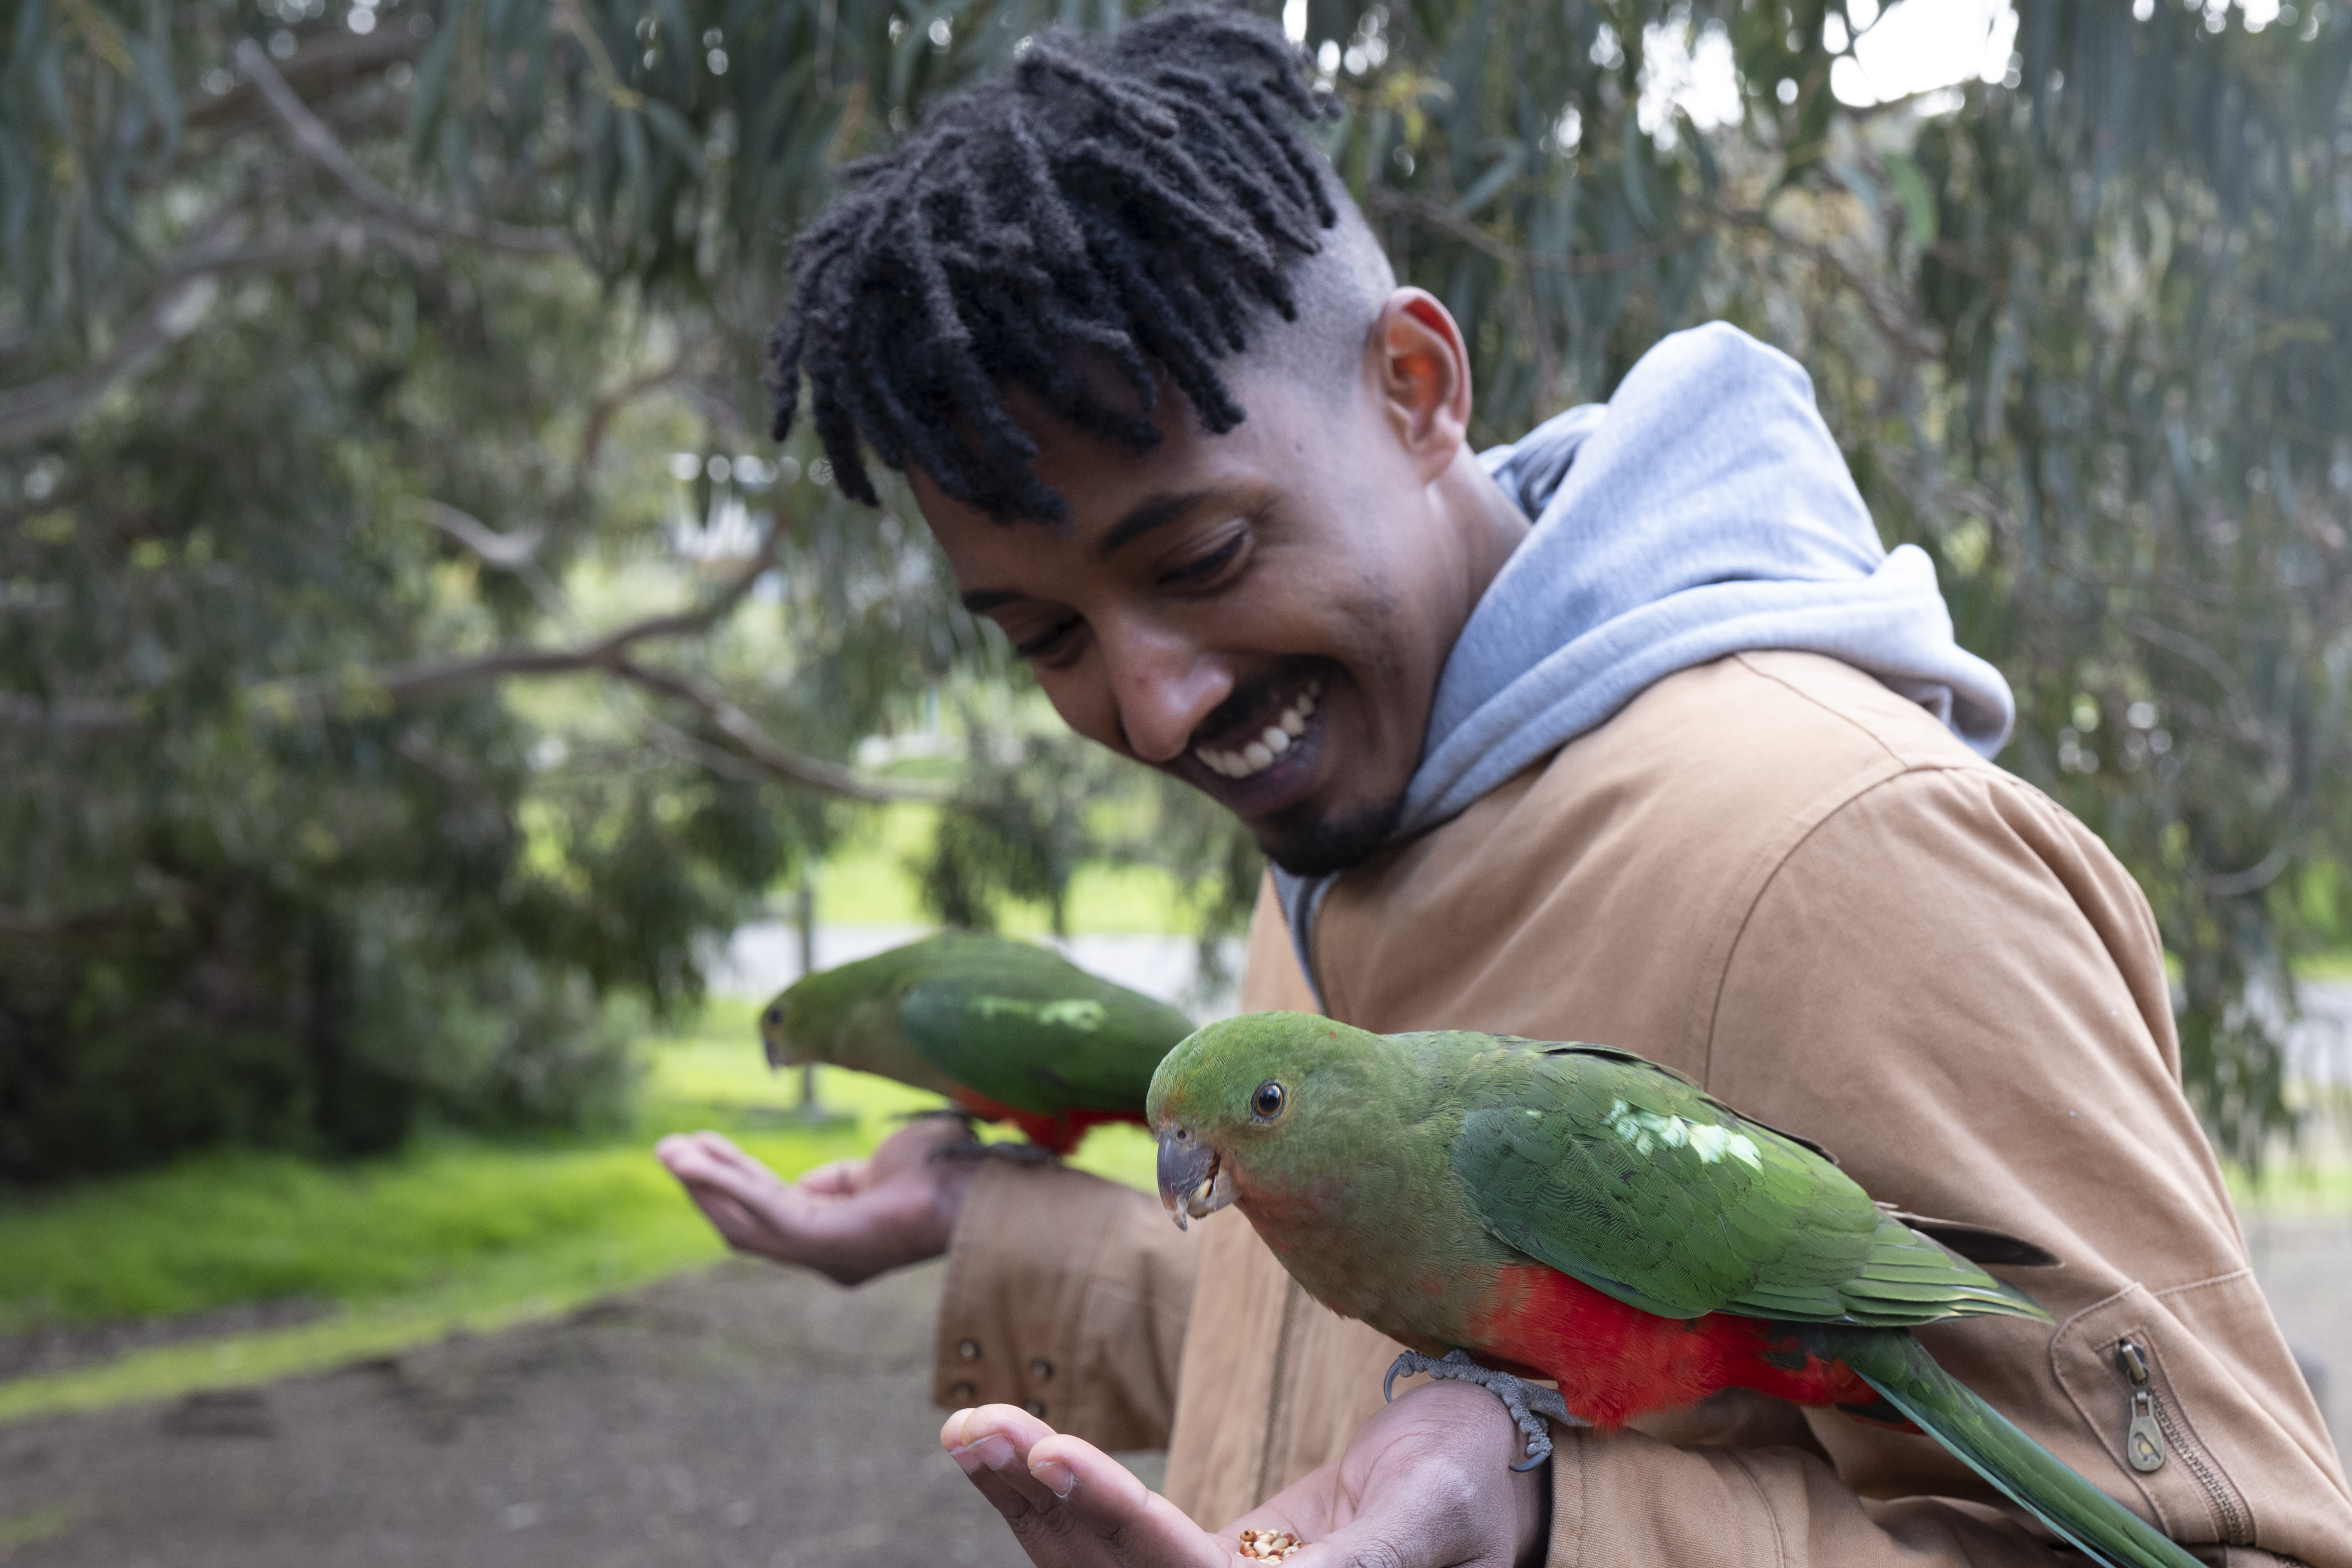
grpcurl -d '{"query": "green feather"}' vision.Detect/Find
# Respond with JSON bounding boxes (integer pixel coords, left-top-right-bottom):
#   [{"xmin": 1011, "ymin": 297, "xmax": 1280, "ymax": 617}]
[
  {"xmin": 1829, "ymin": 1330, "xmax": 2203, "ymax": 1568},
  {"xmin": 1445, "ymin": 1039, "xmax": 2036, "ymax": 1328},
  {"xmin": 762, "ymin": 933, "xmax": 1193, "ymax": 1115},
  {"xmin": 1147, "ymin": 1015, "xmax": 2193, "ymax": 1568}
]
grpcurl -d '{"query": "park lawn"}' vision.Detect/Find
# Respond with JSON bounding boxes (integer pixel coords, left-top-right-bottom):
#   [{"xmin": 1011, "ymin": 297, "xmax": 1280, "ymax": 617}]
[
  {"xmin": 6, "ymin": 945, "xmax": 2339, "ymax": 1425},
  {"xmin": 812, "ymin": 800, "xmax": 1199, "ymax": 934},
  {"xmin": 2226, "ymin": 1158, "xmax": 2352, "ymax": 1214},
  {"xmin": 0, "ymin": 1006, "xmax": 1153, "ymax": 1425}
]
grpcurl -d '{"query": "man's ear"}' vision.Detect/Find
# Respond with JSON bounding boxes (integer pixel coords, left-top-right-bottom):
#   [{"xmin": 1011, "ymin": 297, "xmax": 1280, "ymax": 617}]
[{"xmin": 1372, "ymin": 288, "xmax": 1473, "ymax": 484}]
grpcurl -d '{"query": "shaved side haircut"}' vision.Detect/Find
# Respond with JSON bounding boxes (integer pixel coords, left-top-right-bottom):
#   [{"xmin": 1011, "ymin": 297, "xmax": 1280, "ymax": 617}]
[{"xmin": 768, "ymin": 3, "xmax": 1393, "ymax": 523}]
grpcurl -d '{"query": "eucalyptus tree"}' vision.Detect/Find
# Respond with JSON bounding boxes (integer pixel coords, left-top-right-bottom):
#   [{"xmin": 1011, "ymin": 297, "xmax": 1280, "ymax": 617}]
[{"xmin": 4, "ymin": 0, "xmax": 2344, "ymax": 1176}]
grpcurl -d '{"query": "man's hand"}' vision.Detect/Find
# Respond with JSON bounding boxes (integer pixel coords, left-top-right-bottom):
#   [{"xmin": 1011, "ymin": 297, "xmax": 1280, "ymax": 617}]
[
  {"xmin": 940, "ymin": 1380, "xmax": 1547, "ymax": 1568},
  {"xmin": 654, "ymin": 1116, "xmax": 981, "ymax": 1286}
]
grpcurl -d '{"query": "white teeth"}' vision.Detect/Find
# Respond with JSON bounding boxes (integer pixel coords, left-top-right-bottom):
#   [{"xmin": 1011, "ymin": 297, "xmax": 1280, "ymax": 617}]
[{"xmin": 1193, "ymin": 679, "xmax": 1326, "ymax": 782}]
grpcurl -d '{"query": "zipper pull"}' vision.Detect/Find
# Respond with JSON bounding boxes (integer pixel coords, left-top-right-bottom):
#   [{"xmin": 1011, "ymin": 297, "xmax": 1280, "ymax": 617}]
[{"xmin": 2117, "ymin": 1340, "xmax": 2165, "ymax": 1473}]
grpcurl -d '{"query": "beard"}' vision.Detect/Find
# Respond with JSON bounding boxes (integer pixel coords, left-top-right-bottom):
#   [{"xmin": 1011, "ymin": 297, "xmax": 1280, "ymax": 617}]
[{"xmin": 1255, "ymin": 789, "xmax": 1406, "ymax": 878}]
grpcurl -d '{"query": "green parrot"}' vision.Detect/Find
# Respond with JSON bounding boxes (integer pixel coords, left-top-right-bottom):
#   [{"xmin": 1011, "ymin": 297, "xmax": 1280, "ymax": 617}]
[
  {"xmin": 761, "ymin": 932, "xmax": 1195, "ymax": 1154},
  {"xmin": 1147, "ymin": 1012, "xmax": 2200, "ymax": 1568}
]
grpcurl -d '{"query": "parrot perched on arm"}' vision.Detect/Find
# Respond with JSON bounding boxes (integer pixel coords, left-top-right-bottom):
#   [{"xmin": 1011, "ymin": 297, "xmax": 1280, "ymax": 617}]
[
  {"xmin": 1147, "ymin": 1012, "xmax": 2201, "ymax": 1568},
  {"xmin": 760, "ymin": 932, "xmax": 1196, "ymax": 1156}
]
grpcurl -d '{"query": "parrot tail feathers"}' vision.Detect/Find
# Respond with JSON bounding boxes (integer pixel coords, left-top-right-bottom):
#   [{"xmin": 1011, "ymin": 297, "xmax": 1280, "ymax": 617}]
[{"xmin": 1837, "ymin": 1332, "xmax": 2203, "ymax": 1568}]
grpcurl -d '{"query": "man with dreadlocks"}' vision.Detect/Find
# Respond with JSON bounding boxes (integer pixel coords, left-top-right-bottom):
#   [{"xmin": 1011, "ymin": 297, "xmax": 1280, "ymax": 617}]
[{"xmin": 657, "ymin": 5, "xmax": 2349, "ymax": 1566}]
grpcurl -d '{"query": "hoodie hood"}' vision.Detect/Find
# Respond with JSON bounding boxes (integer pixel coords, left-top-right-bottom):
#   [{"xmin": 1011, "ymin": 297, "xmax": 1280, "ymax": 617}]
[{"xmin": 1270, "ymin": 322, "xmax": 2013, "ymax": 1000}]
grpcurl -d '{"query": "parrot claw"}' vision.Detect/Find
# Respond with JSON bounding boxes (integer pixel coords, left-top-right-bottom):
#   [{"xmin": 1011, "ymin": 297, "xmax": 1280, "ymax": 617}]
[{"xmin": 1382, "ymin": 1348, "xmax": 1584, "ymax": 1471}]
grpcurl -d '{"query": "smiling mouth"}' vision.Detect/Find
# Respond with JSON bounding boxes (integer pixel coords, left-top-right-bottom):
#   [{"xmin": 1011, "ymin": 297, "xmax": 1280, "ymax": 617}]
[{"xmin": 1194, "ymin": 678, "xmax": 1322, "ymax": 781}]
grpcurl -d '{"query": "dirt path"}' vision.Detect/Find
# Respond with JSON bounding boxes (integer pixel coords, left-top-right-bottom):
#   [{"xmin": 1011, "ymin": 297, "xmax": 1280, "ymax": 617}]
[
  {"xmin": 2, "ymin": 1227, "xmax": 2343, "ymax": 1565},
  {"xmin": 0, "ymin": 1261, "xmax": 1067, "ymax": 1568}
]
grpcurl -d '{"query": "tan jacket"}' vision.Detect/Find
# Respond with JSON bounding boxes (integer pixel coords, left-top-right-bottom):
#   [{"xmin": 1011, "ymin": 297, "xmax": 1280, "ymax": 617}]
[{"xmin": 935, "ymin": 651, "xmax": 2352, "ymax": 1566}]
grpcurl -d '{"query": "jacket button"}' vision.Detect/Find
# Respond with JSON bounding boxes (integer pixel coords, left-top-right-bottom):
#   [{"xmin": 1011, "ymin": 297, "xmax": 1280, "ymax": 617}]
[
  {"xmin": 951, "ymin": 1381, "xmax": 976, "ymax": 1402},
  {"xmin": 1024, "ymin": 1399, "xmax": 1047, "ymax": 1417},
  {"xmin": 956, "ymin": 1339, "xmax": 982, "ymax": 1361},
  {"xmin": 1029, "ymin": 1359, "xmax": 1054, "ymax": 1381}
]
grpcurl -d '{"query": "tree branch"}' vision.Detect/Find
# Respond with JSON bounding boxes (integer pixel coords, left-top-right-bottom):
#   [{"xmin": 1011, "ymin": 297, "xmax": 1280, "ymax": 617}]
[
  {"xmin": 577, "ymin": 356, "xmax": 692, "ymax": 485},
  {"xmin": 1734, "ymin": 211, "xmax": 1937, "ymax": 364},
  {"xmin": 414, "ymin": 499, "xmax": 564, "ymax": 616},
  {"xmin": 0, "ymin": 691, "xmax": 139, "ymax": 737},
  {"xmin": 236, "ymin": 39, "xmax": 571, "ymax": 255},
  {"xmin": 1361, "ymin": 189, "xmax": 1713, "ymax": 274},
  {"xmin": 0, "ymin": 213, "xmax": 438, "ymax": 453},
  {"xmin": 609, "ymin": 657, "xmax": 946, "ymax": 804},
  {"xmin": 0, "ymin": 274, "xmax": 221, "ymax": 452},
  {"xmin": 328, "ymin": 541, "xmax": 775, "ymax": 710}
]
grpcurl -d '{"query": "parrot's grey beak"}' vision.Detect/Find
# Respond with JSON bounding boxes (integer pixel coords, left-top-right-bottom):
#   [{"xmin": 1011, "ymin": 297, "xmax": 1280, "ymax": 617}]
[
  {"xmin": 1156, "ymin": 1126, "xmax": 1233, "ymax": 1231},
  {"xmin": 760, "ymin": 1000, "xmax": 797, "ymax": 1071}
]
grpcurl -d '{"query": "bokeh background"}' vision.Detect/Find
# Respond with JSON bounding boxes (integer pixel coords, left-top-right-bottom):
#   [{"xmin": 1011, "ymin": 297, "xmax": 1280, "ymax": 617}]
[{"xmin": 0, "ymin": 0, "xmax": 2347, "ymax": 1561}]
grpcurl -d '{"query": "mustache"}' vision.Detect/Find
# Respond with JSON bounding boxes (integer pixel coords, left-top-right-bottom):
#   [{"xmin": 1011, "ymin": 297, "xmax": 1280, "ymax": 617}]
[{"xmin": 1190, "ymin": 661, "xmax": 1323, "ymax": 750}]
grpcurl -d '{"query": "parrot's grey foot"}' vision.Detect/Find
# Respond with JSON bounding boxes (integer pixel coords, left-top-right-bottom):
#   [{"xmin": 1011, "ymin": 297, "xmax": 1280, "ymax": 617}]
[{"xmin": 1383, "ymin": 1348, "xmax": 1585, "ymax": 1472}]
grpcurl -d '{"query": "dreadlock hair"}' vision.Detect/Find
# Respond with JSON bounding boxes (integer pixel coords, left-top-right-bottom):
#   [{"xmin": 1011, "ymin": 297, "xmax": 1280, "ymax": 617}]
[{"xmin": 768, "ymin": 3, "xmax": 1349, "ymax": 523}]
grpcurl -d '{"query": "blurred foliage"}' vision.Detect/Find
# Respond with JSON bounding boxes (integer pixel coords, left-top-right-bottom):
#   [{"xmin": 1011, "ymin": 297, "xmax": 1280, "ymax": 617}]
[
  {"xmin": 2, "ymin": 0, "xmax": 2345, "ymax": 1176},
  {"xmin": 1902, "ymin": 1, "xmax": 2352, "ymax": 1163}
]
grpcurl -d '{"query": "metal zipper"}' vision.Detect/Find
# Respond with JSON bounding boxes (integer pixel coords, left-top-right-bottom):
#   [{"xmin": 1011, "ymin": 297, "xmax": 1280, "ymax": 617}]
[
  {"xmin": 2117, "ymin": 1337, "xmax": 2248, "ymax": 1544},
  {"xmin": 2116, "ymin": 1340, "xmax": 2166, "ymax": 1472}
]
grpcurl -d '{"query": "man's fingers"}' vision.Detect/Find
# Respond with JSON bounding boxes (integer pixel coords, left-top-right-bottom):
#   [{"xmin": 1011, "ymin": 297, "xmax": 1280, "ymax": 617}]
[
  {"xmin": 944, "ymin": 1405, "xmax": 1067, "ymax": 1513},
  {"xmin": 670, "ymin": 1146, "xmax": 806, "ymax": 1217},
  {"xmin": 1025, "ymin": 1433, "xmax": 1227, "ymax": 1567},
  {"xmin": 681, "ymin": 1187, "xmax": 774, "ymax": 1254},
  {"xmin": 942, "ymin": 1407, "xmax": 1232, "ymax": 1568},
  {"xmin": 795, "ymin": 1155, "xmax": 874, "ymax": 1198}
]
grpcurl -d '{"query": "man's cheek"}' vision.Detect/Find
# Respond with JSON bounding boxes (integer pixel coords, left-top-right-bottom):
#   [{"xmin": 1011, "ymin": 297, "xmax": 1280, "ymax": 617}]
[{"xmin": 1038, "ymin": 670, "xmax": 1128, "ymax": 755}]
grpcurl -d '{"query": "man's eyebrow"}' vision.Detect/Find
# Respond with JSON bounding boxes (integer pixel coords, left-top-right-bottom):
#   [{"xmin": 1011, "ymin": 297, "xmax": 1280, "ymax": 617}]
[
  {"xmin": 957, "ymin": 488, "xmax": 1223, "ymax": 612},
  {"xmin": 1096, "ymin": 488, "xmax": 1219, "ymax": 560}
]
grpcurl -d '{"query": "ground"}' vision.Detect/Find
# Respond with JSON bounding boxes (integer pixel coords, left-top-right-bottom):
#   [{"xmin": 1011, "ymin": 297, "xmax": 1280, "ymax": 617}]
[
  {"xmin": 0, "ymin": 1261, "xmax": 1103, "ymax": 1568},
  {"xmin": 2, "ymin": 1224, "xmax": 2343, "ymax": 1566}
]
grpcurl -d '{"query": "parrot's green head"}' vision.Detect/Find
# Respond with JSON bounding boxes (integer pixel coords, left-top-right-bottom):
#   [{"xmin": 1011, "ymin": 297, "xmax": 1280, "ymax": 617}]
[
  {"xmin": 758, "ymin": 972, "xmax": 831, "ymax": 1070},
  {"xmin": 758, "ymin": 958, "xmax": 902, "ymax": 1073},
  {"xmin": 1146, "ymin": 1011, "xmax": 1408, "ymax": 1230}
]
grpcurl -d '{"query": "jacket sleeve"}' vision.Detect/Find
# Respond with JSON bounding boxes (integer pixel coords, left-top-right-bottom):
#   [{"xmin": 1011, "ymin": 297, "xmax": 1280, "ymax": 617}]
[
  {"xmin": 931, "ymin": 1158, "xmax": 1198, "ymax": 1452},
  {"xmin": 1545, "ymin": 766, "xmax": 2352, "ymax": 1567}
]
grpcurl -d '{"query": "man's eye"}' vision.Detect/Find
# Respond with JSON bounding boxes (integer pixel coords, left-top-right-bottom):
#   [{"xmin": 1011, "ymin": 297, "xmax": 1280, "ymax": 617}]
[
  {"xmin": 1160, "ymin": 533, "xmax": 1246, "ymax": 587},
  {"xmin": 1014, "ymin": 617, "xmax": 1081, "ymax": 659}
]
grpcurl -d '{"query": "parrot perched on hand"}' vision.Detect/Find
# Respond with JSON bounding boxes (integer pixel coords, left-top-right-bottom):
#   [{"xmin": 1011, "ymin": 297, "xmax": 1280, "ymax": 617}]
[
  {"xmin": 1147, "ymin": 1013, "xmax": 2201, "ymax": 1568},
  {"xmin": 760, "ymin": 932, "xmax": 1195, "ymax": 1156}
]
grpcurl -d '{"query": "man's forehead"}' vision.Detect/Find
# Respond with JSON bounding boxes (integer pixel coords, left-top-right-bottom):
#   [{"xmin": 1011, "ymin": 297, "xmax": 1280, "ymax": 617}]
[{"xmin": 919, "ymin": 372, "xmax": 1271, "ymax": 552}]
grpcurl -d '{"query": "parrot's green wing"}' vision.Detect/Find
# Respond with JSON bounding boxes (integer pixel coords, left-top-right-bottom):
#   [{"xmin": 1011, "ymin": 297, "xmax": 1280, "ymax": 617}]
[
  {"xmin": 1445, "ymin": 1038, "xmax": 2045, "ymax": 1327},
  {"xmin": 897, "ymin": 939, "xmax": 1195, "ymax": 1116}
]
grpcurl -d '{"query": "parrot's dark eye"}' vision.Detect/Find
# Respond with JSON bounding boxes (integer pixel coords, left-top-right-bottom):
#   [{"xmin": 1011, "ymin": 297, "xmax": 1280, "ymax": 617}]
[
  {"xmin": 764, "ymin": 1005, "xmax": 782, "ymax": 1025},
  {"xmin": 1250, "ymin": 1081, "xmax": 1287, "ymax": 1122}
]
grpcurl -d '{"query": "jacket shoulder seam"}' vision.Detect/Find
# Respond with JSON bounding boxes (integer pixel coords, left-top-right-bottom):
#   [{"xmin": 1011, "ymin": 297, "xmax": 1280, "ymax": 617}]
[
  {"xmin": 1729, "ymin": 649, "xmax": 1993, "ymax": 774},
  {"xmin": 1696, "ymin": 763, "xmax": 1999, "ymax": 1085}
]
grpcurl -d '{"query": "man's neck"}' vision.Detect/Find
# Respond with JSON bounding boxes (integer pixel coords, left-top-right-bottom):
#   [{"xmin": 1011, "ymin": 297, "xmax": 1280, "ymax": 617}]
[{"xmin": 1447, "ymin": 451, "xmax": 1535, "ymax": 625}]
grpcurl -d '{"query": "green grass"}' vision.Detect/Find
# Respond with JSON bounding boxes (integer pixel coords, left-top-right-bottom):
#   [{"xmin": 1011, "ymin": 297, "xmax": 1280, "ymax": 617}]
[
  {"xmin": 0, "ymin": 1007, "xmax": 1151, "ymax": 1425},
  {"xmin": 811, "ymin": 802, "xmax": 1196, "ymax": 935},
  {"xmin": 2226, "ymin": 1160, "xmax": 2352, "ymax": 1215}
]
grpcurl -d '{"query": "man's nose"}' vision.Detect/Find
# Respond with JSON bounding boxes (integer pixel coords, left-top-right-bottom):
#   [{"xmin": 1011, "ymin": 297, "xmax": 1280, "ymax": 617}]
[{"xmin": 1104, "ymin": 628, "xmax": 1230, "ymax": 765}]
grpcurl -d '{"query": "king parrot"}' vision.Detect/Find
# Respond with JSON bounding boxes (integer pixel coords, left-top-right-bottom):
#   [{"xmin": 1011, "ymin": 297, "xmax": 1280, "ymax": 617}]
[
  {"xmin": 1146, "ymin": 1012, "xmax": 2200, "ymax": 1568},
  {"xmin": 761, "ymin": 932, "xmax": 1194, "ymax": 1156}
]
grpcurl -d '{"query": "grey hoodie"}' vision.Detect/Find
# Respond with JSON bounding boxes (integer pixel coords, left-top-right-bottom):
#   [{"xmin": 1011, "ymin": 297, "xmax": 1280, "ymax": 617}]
[{"xmin": 1271, "ymin": 322, "xmax": 2014, "ymax": 996}]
